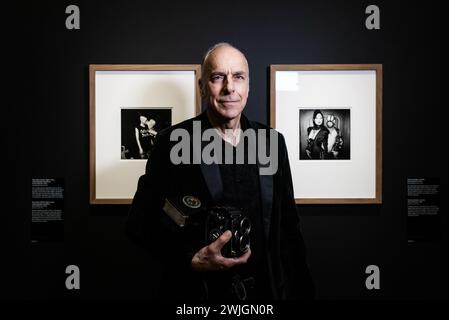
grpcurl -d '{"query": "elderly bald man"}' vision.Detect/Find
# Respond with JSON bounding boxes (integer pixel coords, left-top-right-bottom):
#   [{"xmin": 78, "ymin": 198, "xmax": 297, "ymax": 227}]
[{"xmin": 126, "ymin": 43, "xmax": 314, "ymax": 301}]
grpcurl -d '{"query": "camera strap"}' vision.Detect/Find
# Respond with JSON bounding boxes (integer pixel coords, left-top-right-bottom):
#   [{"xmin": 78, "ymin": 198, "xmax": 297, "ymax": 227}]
[{"xmin": 231, "ymin": 273, "xmax": 255, "ymax": 301}]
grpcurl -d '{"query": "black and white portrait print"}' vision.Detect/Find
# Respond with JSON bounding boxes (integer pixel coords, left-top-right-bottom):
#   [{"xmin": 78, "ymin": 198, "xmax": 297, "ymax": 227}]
[
  {"xmin": 121, "ymin": 108, "xmax": 172, "ymax": 160},
  {"xmin": 299, "ymin": 108, "xmax": 350, "ymax": 160}
]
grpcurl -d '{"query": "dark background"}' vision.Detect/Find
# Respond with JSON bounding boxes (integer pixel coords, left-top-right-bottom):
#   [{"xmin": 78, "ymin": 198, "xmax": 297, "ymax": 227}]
[{"xmin": 5, "ymin": 0, "xmax": 446, "ymax": 300}]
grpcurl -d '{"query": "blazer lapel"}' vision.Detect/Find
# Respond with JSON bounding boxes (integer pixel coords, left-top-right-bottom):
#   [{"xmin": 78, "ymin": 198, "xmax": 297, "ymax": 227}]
[
  {"xmin": 245, "ymin": 116, "xmax": 274, "ymax": 240},
  {"xmin": 196, "ymin": 111, "xmax": 224, "ymax": 203},
  {"xmin": 259, "ymin": 173, "xmax": 273, "ymax": 240}
]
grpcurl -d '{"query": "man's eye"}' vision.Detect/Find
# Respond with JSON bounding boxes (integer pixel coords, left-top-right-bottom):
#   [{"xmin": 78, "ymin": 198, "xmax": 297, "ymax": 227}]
[
  {"xmin": 234, "ymin": 75, "xmax": 245, "ymax": 80},
  {"xmin": 211, "ymin": 75, "xmax": 224, "ymax": 81}
]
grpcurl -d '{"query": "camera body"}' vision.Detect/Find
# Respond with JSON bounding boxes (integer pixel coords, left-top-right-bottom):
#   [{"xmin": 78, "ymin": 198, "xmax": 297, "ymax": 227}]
[{"xmin": 206, "ymin": 206, "xmax": 251, "ymax": 258}]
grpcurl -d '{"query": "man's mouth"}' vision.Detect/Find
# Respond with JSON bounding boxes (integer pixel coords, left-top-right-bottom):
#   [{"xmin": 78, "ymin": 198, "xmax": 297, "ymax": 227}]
[{"xmin": 219, "ymin": 100, "xmax": 240, "ymax": 103}]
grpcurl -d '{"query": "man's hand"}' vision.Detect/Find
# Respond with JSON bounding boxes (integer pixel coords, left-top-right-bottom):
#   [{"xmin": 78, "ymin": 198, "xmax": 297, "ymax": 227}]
[{"xmin": 191, "ymin": 230, "xmax": 251, "ymax": 272}]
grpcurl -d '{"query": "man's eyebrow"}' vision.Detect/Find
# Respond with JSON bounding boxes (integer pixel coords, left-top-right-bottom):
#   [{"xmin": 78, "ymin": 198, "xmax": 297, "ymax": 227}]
[
  {"xmin": 209, "ymin": 71, "xmax": 247, "ymax": 76},
  {"xmin": 209, "ymin": 71, "xmax": 226, "ymax": 76}
]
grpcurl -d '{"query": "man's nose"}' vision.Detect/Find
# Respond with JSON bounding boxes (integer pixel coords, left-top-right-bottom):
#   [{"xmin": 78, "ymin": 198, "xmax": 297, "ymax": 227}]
[{"xmin": 224, "ymin": 77, "xmax": 235, "ymax": 93}]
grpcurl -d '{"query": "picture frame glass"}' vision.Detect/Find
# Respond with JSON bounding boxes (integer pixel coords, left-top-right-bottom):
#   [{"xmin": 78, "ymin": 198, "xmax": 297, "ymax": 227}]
[
  {"xmin": 272, "ymin": 66, "xmax": 381, "ymax": 204},
  {"xmin": 91, "ymin": 67, "xmax": 200, "ymax": 204}
]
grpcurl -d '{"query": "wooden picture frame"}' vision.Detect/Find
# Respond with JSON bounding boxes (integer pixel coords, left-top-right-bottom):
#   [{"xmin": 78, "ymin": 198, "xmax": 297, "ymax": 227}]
[
  {"xmin": 89, "ymin": 64, "xmax": 201, "ymax": 204},
  {"xmin": 270, "ymin": 64, "xmax": 382, "ymax": 204}
]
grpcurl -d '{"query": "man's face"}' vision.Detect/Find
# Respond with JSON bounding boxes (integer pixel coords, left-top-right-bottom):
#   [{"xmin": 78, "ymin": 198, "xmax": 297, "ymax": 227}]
[{"xmin": 201, "ymin": 46, "xmax": 249, "ymax": 121}]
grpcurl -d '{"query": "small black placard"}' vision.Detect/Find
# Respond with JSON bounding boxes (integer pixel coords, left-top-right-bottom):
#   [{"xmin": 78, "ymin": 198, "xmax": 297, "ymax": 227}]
[
  {"xmin": 31, "ymin": 178, "xmax": 64, "ymax": 242},
  {"xmin": 407, "ymin": 178, "xmax": 440, "ymax": 243}
]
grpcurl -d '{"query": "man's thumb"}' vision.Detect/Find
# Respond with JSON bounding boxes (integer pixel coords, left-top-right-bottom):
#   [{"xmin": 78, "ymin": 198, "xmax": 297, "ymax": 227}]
[{"xmin": 211, "ymin": 230, "xmax": 232, "ymax": 251}]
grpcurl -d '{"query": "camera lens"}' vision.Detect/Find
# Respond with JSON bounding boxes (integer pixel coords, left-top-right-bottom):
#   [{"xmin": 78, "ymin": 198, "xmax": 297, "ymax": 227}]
[
  {"xmin": 240, "ymin": 217, "xmax": 251, "ymax": 234},
  {"xmin": 239, "ymin": 233, "xmax": 250, "ymax": 252}
]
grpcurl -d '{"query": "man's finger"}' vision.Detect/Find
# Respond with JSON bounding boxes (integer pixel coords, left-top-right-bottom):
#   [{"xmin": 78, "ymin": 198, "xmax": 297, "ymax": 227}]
[
  {"xmin": 209, "ymin": 230, "xmax": 232, "ymax": 253},
  {"xmin": 221, "ymin": 248, "xmax": 252, "ymax": 269},
  {"xmin": 237, "ymin": 247, "xmax": 252, "ymax": 263},
  {"xmin": 232, "ymin": 247, "xmax": 252, "ymax": 264}
]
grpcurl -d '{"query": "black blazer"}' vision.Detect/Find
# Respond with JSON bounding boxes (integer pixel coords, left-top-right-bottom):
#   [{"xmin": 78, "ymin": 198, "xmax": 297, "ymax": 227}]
[{"xmin": 126, "ymin": 111, "xmax": 314, "ymax": 300}]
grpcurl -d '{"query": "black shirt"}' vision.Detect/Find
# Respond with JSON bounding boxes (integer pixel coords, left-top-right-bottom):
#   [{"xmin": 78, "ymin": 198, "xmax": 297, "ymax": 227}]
[{"xmin": 205, "ymin": 117, "xmax": 272, "ymax": 300}]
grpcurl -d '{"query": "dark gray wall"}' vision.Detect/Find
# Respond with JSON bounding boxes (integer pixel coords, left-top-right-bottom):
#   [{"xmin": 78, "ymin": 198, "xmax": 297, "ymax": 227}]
[{"xmin": 5, "ymin": 0, "xmax": 447, "ymax": 299}]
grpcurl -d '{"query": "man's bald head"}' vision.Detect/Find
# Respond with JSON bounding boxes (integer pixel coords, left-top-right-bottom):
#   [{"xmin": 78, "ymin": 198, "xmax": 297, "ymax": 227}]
[
  {"xmin": 199, "ymin": 43, "xmax": 250, "ymax": 121},
  {"xmin": 200, "ymin": 43, "xmax": 249, "ymax": 91}
]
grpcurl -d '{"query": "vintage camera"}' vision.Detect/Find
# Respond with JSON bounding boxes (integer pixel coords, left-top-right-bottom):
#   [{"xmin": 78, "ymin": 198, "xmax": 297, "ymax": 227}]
[
  {"xmin": 162, "ymin": 197, "xmax": 251, "ymax": 258},
  {"xmin": 206, "ymin": 207, "xmax": 251, "ymax": 258}
]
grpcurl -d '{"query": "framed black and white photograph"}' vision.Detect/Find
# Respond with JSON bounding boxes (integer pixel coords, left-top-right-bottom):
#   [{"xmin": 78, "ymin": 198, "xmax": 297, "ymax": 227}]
[
  {"xmin": 299, "ymin": 108, "xmax": 350, "ymax": 160},
  {"xmin": 120, "ymin": 108, "xmax": 172, "ymax": 160},
  {"xmin": 271, "ymin": 64, "xmax": 382, "ymax": 204},
  {"xmin": 90, "ymin": 65, "xmax": 201, "ymax": 204}
]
